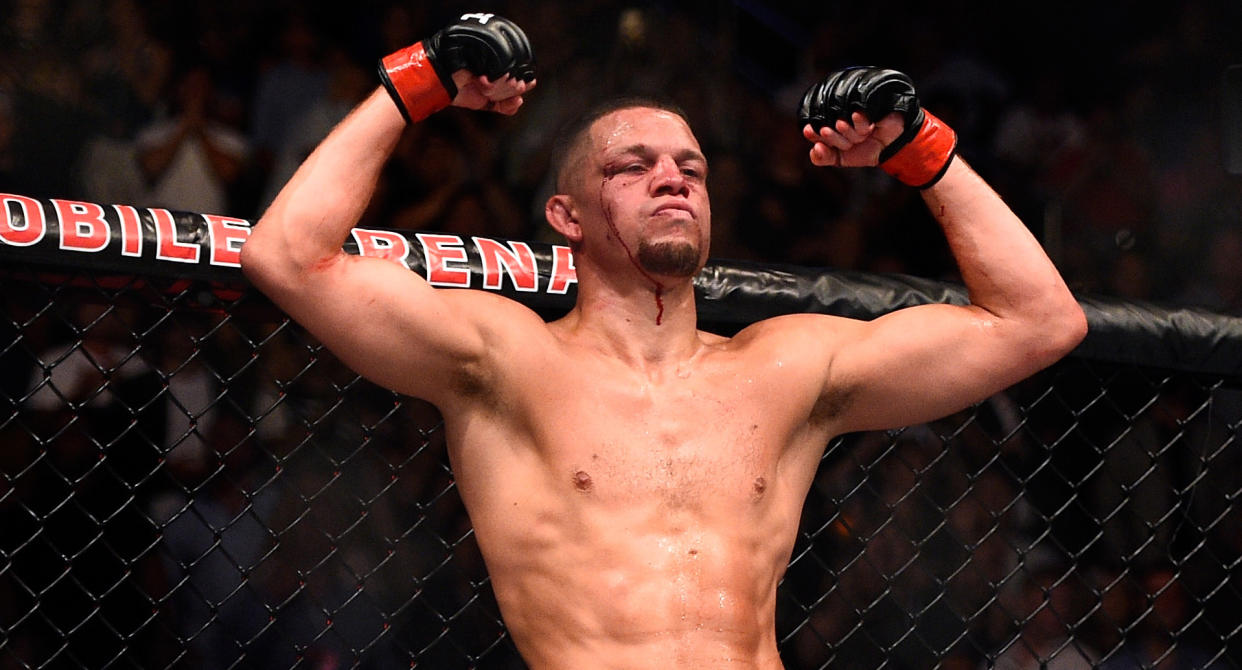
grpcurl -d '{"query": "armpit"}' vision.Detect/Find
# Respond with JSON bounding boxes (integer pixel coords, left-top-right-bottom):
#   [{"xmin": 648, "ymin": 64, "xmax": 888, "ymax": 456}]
[
  {"xmin": 450, "ymin": 356, "xmax": 495, "ymax": 402},
  {"xmin": 810, "ymin": 382, "xmax": 857, "ymax": 426}
]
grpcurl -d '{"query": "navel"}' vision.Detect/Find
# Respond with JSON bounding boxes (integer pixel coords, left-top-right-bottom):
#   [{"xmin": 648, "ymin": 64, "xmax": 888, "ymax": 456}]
[{"xmin": 752, "ymin": 476, "xmax": 767, "ymax": 500}]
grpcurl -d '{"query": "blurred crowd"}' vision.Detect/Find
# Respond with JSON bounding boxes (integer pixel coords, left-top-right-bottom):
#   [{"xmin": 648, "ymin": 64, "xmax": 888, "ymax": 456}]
[
  {"xmin": 3, "ymin": 0, "xmax": 1242, "ymax": 310},
  {"xmin": 3, "ymin": 1, "xmax": 1242, "ymax": 668}
]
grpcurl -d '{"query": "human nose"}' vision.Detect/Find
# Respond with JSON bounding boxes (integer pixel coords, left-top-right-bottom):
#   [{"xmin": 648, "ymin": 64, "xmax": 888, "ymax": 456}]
[{"xmin": 649, "ymin": 155, "xmax": 689, "ymax": 197}]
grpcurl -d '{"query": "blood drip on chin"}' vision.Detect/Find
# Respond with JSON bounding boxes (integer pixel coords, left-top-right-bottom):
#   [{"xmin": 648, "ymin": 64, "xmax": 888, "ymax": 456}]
[{"xmin": 600, "ymin": 175, "xmax": 665, "ymax": 325}]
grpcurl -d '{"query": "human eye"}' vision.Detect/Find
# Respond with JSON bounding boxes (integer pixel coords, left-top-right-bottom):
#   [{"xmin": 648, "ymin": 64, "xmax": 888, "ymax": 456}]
[{"xmin": 603, "ymin": 160, "xmax": 647, "ymax": 178}]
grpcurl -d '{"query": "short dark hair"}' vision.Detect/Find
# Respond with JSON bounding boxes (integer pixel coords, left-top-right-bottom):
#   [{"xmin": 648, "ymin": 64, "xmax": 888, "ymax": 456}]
[{"xmin": 550, "ymin": 96, "xmax": 690, "ymax": 192}]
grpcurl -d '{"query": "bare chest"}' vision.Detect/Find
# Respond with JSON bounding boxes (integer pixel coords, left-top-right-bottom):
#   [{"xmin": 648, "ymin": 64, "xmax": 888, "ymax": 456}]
[{"xmin": 523, "ymin": 369, "xmax": 793, "ymax": 508}]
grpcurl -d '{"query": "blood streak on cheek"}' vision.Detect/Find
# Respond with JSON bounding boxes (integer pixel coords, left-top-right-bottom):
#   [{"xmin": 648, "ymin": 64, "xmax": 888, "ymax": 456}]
[{"xmin": 600, "ymin": 175, "xmax": 665, "ymax": 325}]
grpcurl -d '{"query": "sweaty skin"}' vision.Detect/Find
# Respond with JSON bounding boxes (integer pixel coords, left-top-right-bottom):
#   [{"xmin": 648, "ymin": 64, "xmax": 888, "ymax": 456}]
[
  {"xmin": 241, "ymin": 80, "xmax": 1086, "ymax": 669},
  {"xmin": 451, "ymin": 319, "xmax": 828, "ymax": 668}
]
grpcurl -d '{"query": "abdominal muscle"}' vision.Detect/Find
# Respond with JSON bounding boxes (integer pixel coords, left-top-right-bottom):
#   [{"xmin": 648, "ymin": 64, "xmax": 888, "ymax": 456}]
[{"xmin": 464, "ymin": 461, "xmax": 797, "ymax": 670}]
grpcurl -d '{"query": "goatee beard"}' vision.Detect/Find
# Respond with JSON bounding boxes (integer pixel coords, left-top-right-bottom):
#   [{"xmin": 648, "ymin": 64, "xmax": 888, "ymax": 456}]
[{"xmin": 637, "ymin": 239, "xmax": 700, "ymax": 277}]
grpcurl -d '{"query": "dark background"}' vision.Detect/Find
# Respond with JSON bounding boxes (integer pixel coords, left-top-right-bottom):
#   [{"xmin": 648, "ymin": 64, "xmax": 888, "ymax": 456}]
[{"xmin": 4, "ymin": 0, "xmax": 1242, "ymax": 311}]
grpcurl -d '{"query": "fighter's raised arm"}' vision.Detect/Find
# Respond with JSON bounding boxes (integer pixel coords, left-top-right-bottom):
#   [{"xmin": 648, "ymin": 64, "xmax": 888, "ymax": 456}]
[
  {"xmin": 239, "ymin": 14, "xmax": 536, "ymax": 405},
  {"xmin": 797, "ymin": 67, "xmax": 1087, "ymax": 434}
]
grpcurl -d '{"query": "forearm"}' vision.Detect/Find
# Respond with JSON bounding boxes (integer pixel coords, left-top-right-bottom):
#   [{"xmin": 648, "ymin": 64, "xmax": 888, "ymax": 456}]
[
  {"xmin": 923, "ymin": 157, "xmax": 1086, "ymax": 344},
  {"xmin": 245, "ymin": 88, "xmax": 404, "ymax": 275}
]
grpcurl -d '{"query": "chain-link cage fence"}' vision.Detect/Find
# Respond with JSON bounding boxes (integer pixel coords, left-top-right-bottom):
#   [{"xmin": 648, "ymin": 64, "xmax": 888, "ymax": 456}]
[
  {"xmin": 2, "ymin": 198, "xmax": 1241, "ymax": 669},
  {"xmin": 782, "ymin": 362, "xmax": 1242, "ymax": 669},
  {"xmin": 1, "ymin": 270, "xmax": 514, "ymax": 668}
]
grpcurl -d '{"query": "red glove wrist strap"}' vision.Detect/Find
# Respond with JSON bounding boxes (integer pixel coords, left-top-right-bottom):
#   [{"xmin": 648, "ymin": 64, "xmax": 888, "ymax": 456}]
[
  {"xmin": 880, "ymin": 111, "xmax": 958, "ymax": 188},
  {"xmin": 379, "ymin": 42, "xmax": 452, "ymax": 124}
]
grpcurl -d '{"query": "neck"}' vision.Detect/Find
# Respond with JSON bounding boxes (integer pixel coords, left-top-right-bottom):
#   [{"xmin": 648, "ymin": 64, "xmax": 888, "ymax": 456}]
[{"xmin": 557, "ymin": 273, "xmax": 702, "ymax": 367}]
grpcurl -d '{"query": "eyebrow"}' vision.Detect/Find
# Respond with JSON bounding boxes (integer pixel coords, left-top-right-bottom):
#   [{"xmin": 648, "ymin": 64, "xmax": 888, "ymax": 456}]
[{"xmin": 605, "ymin": 143, "xmax": 707, "ymax": 165}]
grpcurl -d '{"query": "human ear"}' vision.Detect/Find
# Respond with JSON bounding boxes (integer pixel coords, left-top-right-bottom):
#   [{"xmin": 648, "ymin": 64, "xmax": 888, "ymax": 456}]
[{"xmin": 544, "ymin": 194, "xmax": 582, "ymax": 244}]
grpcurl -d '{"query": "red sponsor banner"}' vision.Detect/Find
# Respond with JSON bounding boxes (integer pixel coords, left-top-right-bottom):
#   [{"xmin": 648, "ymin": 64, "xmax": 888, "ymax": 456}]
[
  {"xmin": 354, "ymin": 228, "xmax": 413, "ymax": 268},
  {"xmin": 473, "ymin": 237, "xmax": 538, "ymax": 292},
  {"xmin": 203, "ymin": 214, "xmax": 251, "ymax": 267},
  {"xmin": 151, "ymin": 207, "xmax": 200, "ymax": 263},
  {"xmin": 0, "ymin": 193, "xmax": 579, "ymax": 310},
  {"xmin": 53, "ymin": 199, "xmax": 111, "ymax": 252},
  {"xmin": 114, "ymin": 204, "xmax": 143, "ymax": 257},
  {"xmin": 1, "ymin": 193, "xmax": 46, "ymax": 247},
  {"xmin": 416, "ymin": 233, "xmax": 471, "ymax": 288},
  {"xmin": 548, "ymin": 244, "xmax": 577, "ymax": 294}
]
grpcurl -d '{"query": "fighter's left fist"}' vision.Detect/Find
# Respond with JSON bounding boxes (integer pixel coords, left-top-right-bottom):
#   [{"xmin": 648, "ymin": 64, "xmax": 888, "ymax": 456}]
[{"xmin": 799, "ymin": 67, "xmax": 957, "ymax": 188}]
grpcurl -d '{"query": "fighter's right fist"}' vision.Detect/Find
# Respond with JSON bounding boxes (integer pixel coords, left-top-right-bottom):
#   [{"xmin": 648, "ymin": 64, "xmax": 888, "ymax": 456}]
[{"xmin": 379, "ymin": 13, "xmax": 536, "ymax": 123}]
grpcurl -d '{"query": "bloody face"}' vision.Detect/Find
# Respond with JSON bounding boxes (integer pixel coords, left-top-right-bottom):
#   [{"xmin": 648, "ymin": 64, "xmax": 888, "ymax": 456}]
[{"xmin": 580, "ymin": 107, "xmax": 712, "ymax": 280}]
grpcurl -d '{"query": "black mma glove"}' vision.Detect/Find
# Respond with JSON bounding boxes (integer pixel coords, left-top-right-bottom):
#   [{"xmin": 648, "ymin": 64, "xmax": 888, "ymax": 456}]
[
  {"xmin": 379, "ymin": 12, "xmax": 536, "ymax": 123},
  {"xmin": 799, "ymin": 67, "xmax": 957, "ymax": 188}
]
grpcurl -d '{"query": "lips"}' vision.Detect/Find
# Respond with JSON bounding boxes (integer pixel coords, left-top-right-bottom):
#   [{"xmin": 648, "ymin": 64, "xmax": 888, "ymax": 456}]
[{"xmin": 651, "ymin": 201, "xmax": 695, "ymax": 218}]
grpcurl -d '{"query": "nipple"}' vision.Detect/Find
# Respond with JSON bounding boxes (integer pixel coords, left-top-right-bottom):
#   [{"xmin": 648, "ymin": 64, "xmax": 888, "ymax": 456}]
[{"xmin": 573, "ymin": 470, "xmax": 594, "ymax": 492}]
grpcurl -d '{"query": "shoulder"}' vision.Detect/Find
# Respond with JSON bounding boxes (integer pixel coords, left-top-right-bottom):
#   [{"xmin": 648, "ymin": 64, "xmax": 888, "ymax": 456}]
[
  {"xmin": 410, "ymin": 289, "xmax": 561, "ymax": 410},
  {"xmin": 729, "ymin": 312, "xmax": 871, "ymax": 403},
  {"xmin": 702, "ymin": 312, "xmax": 865, "ymax": 390},
  {"xmin": 442, "ymin": 288, "xmax": 564, "ymax": 368},
  {"xmin": 446, "ymin": 288, "xmax": 554, "ymax": 333},
  {"xmin": 726, "ymin": 312, "xmax": 864, "ymax": 355}
]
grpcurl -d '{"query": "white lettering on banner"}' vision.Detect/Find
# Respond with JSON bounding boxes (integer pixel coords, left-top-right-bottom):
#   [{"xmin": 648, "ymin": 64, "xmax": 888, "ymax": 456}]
[
  {"xmin": 548, "ymin": 245, "xmax": 577, "ymax": 294},
  {"xmin": 351, "ymin": 228, "xmax": 411, "ymax": 269},
  {"xmin": 113, "ymin": 205, "xmax": 143, "ymax": 257},
  {"xmin": 461, "ymin": 12, "xmax": 494, "ymax": 23},
  {"xmin": 0, "ymin": 193, "xmax": 584, "ymax": 298},
  {"xmin": 152, "ymin": 208, "xmax": 200, "ymax": 263},
  {"xmin": 204, "ymin": 214, "xmax": 251, "ymax": 267},
  {"xmin": 54, "ymin": 199, "xmax": 111, "ymax": 253},
  {"xmin": 0, "ymin": 193, "xmax": 46, "ymax": 247},
  {"xmin": 474, "ymin": 237, "xmax": 538, "ymax": 292},
  {"xmin": 416, "ymin": 233, "xmax": 471, "ymax": 288}
]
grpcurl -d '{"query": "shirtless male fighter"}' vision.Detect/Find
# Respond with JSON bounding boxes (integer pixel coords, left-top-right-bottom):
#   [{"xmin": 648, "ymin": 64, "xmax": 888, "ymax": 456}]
[{"xmin": 240, "ymin": 13, "xmax": 1087, "ymax": 669}]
